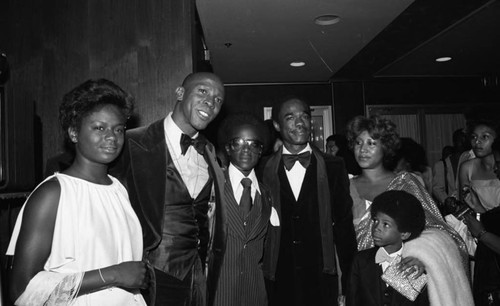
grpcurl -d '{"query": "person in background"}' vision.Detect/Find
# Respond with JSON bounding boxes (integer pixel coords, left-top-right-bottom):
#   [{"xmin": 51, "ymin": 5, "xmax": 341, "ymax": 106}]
[
  {"xmin": 111, "ymin": 72, "xmax": 225, "ymax": 305},
  {"xmin": 259, "ymin": 96, "xmax": 357, "ymax": 306},
  {"xmin": 263, "ymin": 118, "xmax": 283, "ymax": 155},
  {"xmin": 395, "ymin": 137, "xmax": 433, "ymax": 194},
  {"xmin": 7, "ymin": 79, "xmax": 148, "ymax": 305},
  {"xmin": 463, "ymin": 138, "xmax": 500, "ymax": 305},
  {"xmin": 207, "ymin": 113, "xmax": 274, "ymax": 306},
  {"xmin": 326, "ymin": 134, "xmax": 361, "ymax": 175},
  {"xmin": 346, "ymin": 115, "xmax": 468, "ymax": 266},
  {"xmin": 458, "ymin": 119, "xmax": 500, "ymax": 213},
  {"xmin": 432, "ymin": 128, "xmax": 469, "ymax": 211}
]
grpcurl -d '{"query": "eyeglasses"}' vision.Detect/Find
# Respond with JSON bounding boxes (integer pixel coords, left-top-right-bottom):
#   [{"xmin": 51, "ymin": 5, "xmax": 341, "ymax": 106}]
[{"xmin": 228, "ymin": 138, "xmax": 263, "ymax": 153}]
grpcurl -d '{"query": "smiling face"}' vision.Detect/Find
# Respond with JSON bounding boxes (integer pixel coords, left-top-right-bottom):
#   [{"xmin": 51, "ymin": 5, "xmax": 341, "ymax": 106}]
[
  {"xmin": 70, "ymin": 104, "xmax": 126, "ymax": 166},
  {"xmin": 371, "ymin": 211, "xmax": 406, "ymax": 254},
  {"xmin": 354, "ymin": 130, "xmax": 385, "ymax": 170},
  {"xmin": 274, "ymin": 98, "xmax": 311, "ymax": 153},
  {"xmin": 226, "ymin": 124, "xmax": 263, "ymax": 176},
  {"xmin": 471, "ymin": 124, "xmax": 497, "ymax": 158},
  {"xmin": 173, "ymin": 73, "xmax": 224, "ymax": 136}
]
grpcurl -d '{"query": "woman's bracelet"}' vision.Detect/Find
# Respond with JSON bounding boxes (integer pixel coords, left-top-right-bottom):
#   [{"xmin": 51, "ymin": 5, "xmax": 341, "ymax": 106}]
[
  {"xmin": 98, "ymin": 268, "xmax": 106, "ymax": 284},
  {"xmin": 476, "ymin": 229, "xmax": 488, "ymax": 240}
]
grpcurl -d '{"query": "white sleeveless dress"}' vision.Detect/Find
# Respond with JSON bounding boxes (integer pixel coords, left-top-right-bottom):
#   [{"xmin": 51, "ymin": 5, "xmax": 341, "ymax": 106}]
[
  {"xmin": 7, "ymin": 173, "xmax": 146, "ymax": 306},
  {"xmin": 465, "ymin": 163, "xmax": 500, "ymax": 211}
]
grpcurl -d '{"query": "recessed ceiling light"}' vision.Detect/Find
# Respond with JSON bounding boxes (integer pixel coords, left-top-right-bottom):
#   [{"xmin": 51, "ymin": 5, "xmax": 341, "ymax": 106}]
[
  {"xmin": 290, "ymin": 61, "xmax": 305, "ymax": 67},
  {"xmin": 435, "ymin": 56, "xmax": 452, "ymax": 62},
  {"xmin": 314, "ymin": 15, "xmax": 341, "ymax": 26}
]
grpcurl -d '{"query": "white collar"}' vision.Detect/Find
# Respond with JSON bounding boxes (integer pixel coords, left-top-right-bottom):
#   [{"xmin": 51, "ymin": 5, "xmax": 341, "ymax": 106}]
[
  {"xmin": 164, "ymin": 113, "xmax": 199, "ymax": 155},
  {"xmin": 381, "ymin": 244, "xmax": 403, "ymax": 258},
  {"xmin": 228, "ymin": 163, "xmax": 260, "ymax": 194},
  {"xmin": 282, "ymin": 143, "xmax": 312, "ymax": 155}
]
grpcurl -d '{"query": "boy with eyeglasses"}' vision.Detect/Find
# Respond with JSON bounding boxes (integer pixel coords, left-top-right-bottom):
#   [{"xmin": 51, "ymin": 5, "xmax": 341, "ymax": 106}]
[{"xmin": 207, "ymin": 113, "xmax": 276, "ymax": 306}]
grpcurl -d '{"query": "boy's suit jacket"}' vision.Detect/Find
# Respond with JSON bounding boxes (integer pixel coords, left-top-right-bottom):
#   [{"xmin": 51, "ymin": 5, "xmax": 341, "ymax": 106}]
[
  {"xmin": 207, "ymin": 170, "xmax": 272, "ymax": 306},
  {"xmin": 348, "ymin": 247, "xmax": 429, "ymax": 306}
]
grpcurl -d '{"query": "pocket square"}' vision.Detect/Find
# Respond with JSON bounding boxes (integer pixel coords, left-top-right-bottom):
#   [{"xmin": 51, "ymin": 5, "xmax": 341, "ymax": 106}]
[{"xmin": 270, "ymin": 207, "xmax": 280, "ymax": 226}]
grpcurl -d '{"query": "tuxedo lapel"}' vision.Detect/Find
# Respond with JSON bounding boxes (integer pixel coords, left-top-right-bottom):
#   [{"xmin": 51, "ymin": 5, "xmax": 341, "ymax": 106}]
[
  {"xmin": 128, "ymin": 128, "xmax": 167, "ymax": 246},
  {"xmin": 247, "ymin": 191, "xmax": 271, "ymax": 240},
  {"xmin": 362, "ymin": 250, "xmax": 385, "ymax": 305}
]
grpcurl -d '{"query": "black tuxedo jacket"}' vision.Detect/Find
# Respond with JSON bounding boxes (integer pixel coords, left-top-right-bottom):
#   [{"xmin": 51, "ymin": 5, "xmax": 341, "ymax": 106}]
[
  {"xmin": 348, "ymin": 247, "xmax": 429, "ymax": 306},
  {"xmin": 111, "ymin": 119, "xmax": 223, "ymax": 255},
  {"xmin": 257, "ymin": 145, "xmax": 357, "ymax": 290}
]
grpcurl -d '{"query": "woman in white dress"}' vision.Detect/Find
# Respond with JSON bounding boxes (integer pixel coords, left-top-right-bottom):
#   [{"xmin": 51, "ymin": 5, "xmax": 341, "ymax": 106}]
[
  {"xmin": 7, "ymin": 79, "xmax": 148, "ymax": 305},
  {"xmin": 459, "ymin": 119, "xmax": 500, "ymax": 213}
]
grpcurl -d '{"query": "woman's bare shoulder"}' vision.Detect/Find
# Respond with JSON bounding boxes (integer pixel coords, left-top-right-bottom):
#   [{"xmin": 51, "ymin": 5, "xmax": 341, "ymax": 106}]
[{"xmin": 23, "ymin": 178, "xmax": 61, "ymax": 219}]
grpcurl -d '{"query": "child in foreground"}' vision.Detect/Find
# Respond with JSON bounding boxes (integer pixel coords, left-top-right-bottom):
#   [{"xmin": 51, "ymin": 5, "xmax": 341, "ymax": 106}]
[{"xmin": 348, "ymin": 190, "xmax": 473, "ymax": 306}]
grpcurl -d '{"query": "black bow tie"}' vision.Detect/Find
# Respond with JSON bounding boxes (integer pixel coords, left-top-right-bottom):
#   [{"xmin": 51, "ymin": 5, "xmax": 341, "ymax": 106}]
[
  {"xmin": 282, "ymin": 151, "xmax": 311, "ymax": 171},
  {"xmin": 180, "ymin": 133, "xmax": 206, "ymax": 155}
]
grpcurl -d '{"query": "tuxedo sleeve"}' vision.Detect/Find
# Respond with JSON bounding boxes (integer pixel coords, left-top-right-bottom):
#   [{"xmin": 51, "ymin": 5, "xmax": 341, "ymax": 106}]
[
  {"xmin": 329, "ymin": 158, "xmax": 357, "ymax": 292},
  {"xmin": 347, "ymin": 253, "xmax": 362, "ymax": 306}
]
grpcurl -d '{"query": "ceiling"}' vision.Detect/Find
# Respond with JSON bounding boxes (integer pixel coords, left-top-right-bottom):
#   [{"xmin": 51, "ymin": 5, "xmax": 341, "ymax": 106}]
[{"xmin": 196, "ymin": 0, "xmax": 500, "ymax": 84}]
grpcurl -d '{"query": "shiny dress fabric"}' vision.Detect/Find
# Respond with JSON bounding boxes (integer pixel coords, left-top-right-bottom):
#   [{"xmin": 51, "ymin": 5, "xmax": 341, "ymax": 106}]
[{"xmin": 350, "ymin": 171, "xmax": 469, "ymax": 267}]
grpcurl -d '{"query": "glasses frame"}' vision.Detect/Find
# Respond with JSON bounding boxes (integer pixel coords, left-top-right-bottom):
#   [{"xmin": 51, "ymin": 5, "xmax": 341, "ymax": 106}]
[{"xmin": 228, "ymin": 137, "xmax": 263, "ymax": 153}]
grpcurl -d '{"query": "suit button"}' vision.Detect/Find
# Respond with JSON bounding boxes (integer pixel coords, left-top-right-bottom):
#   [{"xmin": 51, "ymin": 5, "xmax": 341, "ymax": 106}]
[
  {"xmin": 293, "ymin": 240, "xmax": 301, "ymax": 245},
  {"xmin": 243, "ymin": 221, "xmax": 247, "ymax": 226},
  {"xmin": 243, "ymin": 244, "xmax": 247, "ymax": 249},
  {"xmin": 292, "ymin": 215, "xmax": 300, "ymax": 220},
  {"xmin": 384, "ymin": 292, "xmax": 389, "ymax": 297}
]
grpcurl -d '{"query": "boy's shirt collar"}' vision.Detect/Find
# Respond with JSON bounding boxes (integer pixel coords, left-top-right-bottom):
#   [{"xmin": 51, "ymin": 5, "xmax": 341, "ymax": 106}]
[{"xmin": 228, "ymin": 163, "xmax": 261, "ymax": 195}]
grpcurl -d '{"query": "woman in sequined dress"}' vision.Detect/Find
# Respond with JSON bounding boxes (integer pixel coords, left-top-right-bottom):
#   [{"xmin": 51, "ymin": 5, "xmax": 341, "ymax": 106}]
[{"xmin": 346, "ymin": 115, "xmax": 468, "ymax": 264}]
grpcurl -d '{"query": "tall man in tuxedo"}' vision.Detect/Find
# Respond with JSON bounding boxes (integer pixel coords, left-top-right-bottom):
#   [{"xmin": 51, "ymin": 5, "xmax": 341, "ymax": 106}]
[
  {"xmin": 259, "ymin": 96, "xmax": 357, "ymax": 306},
  {"xmin": 112, "ymin": 72, "xmax": 225, "ymax": 305}
]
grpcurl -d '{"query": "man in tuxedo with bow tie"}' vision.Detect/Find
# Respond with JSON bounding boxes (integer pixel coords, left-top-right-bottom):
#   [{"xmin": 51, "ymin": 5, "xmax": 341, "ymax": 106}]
[
  {"xmin": 259, "ymin": 96, "xmax": 357, "ymax": 306},
  {"xmin": 111, "ymin": 72, "xmax": 225, "ymax": 305}
]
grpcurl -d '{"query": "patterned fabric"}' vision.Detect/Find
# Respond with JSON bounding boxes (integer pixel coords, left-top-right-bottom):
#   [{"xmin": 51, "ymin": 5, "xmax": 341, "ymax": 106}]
[
  {"xmin": 212, "ymin": 177, "xmax": 270, "ymax": 306},
  {"xmin": 14, "ymin": 271, "xmax": 84, "ymax": 306},
  {"xmin": 350, "ymin": 172, "xmax": 469, "ymax": 268}
]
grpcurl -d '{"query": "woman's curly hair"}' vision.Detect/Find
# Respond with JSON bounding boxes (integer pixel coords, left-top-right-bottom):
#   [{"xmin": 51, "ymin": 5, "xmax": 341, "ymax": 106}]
[
  {"xmin": 346, "ymin": 115, "xmax": 401, "ymax": 170},
  {"xmin": 59, "ymin": 79, "xmax": 134, "ymax": 143}
]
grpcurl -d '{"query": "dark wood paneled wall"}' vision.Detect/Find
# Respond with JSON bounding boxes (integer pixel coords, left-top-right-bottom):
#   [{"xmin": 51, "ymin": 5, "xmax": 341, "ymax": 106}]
[{"xmin": 1, "ymin": 0, "xmax": 195, "ymax": 190}]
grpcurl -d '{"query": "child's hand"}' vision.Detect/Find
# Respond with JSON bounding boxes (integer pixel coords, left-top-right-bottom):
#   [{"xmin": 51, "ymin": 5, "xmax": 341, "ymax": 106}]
[{"xmin": 399, "ymin": 256, "xmax": 425, "ymax": 279}]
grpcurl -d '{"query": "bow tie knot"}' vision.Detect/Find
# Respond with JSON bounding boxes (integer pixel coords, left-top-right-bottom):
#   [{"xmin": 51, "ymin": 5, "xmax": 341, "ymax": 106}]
[
  {"xmin": 180, "ymin": 133, "xmax": 206, "ymax": 155},
  {"xmin": 282, "ymin": 151, "xmax": 311, "ymax": 171},
  {"xmin": 375, "ymin": 248, "xmax": 398, "ymax": 264}
]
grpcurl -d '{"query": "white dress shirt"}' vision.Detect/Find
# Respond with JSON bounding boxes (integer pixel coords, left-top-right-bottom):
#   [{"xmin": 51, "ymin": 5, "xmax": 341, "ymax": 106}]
[
  {"xmin": 282, "ymin": 144, "xmax": 312, "ymax": 200},
  {"xmin": 164, "ymin": 113, "xmax": 209, "ymax": 199},
  {"xmin": 228, "ymin": 163, "xmax": 280, "ymax": 226},
  {"xmin": 228, "ymin": 163, "xmax": 260, "ymax": 204}
]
